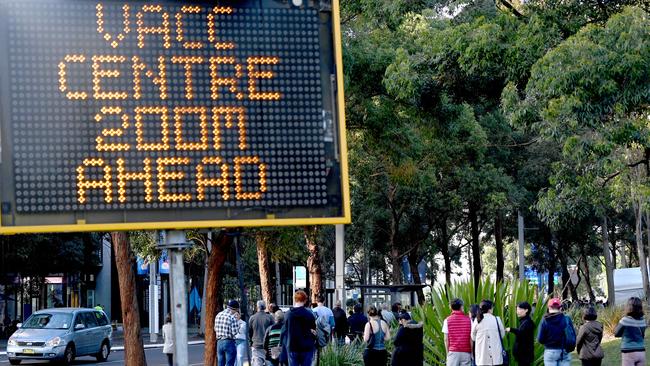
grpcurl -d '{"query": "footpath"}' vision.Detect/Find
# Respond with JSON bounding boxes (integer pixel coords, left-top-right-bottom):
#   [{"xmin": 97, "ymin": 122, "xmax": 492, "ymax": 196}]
[{"xmin": 0, "ymin": 327, "xmax": 205, "ymax": 355}]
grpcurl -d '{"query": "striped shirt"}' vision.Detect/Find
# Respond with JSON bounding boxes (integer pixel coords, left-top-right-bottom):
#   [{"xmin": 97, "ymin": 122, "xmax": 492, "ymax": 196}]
[{"xmin": 214, "ymin": 309, "xmax": 239, "ymax": 340}]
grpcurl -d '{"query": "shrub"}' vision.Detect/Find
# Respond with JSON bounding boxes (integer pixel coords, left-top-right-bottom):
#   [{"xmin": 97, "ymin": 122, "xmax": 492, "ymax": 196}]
[
  {"xmin": 319, "ymin": 340, "xmax": 364, "ymax": 366},
  {"xmin": 411, "ymin": 278, "xmax": 548, "ymax": 366},
  {"xmin": 599, "ymin": 304, "xmax": 625, "ymax": 337}
]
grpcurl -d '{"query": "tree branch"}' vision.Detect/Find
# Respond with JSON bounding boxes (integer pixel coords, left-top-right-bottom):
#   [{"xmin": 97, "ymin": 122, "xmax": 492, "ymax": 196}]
[
  {"xmin": 602, "ymin": 159, "xmax": 648, "ymax": 186},
  {"xmin": 497, "ymin": 0, "xmax": 523, "ymax": 18}
]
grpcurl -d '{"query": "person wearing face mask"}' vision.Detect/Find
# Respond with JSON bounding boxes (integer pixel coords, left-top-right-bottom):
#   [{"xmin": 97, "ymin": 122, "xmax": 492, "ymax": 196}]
[{"xmin": 506, "ymin": 302, "xmax": 535, "ymax": 366}]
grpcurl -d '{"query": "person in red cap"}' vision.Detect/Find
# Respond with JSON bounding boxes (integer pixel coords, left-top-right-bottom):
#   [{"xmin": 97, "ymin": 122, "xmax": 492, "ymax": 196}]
[{"xmin": 537, "ymin": 298, "xmax": 575, "ymax": 366}]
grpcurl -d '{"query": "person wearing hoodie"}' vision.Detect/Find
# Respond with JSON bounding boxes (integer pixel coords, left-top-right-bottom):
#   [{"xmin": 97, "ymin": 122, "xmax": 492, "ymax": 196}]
[
  {"xmin": 537, "ymin": 298, "xmax": 574, "ymax": 366},
  {"xmin": 280, "ymin": 290, "xmax": 316, "ymax": 366},
  {"xmin": 576, "ymin": 306, "xmax": 604, "ymax": 366},
  {"xmin": 392, "ymin": 312, "xmax": 424, "ymax": 366},
  {"xmin": 614, "ymin": 297, "xmax": 646, "ymax": 366},
  {"xmin": 506, "ymin": 302, "xmax": 535, "ymax": 366}
]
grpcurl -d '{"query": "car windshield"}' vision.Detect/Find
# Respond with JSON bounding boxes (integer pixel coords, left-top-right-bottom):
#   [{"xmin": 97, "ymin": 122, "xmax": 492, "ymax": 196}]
[{"xmin": 22, "ymin": 313, "xmax": 72, "ymax": 330}]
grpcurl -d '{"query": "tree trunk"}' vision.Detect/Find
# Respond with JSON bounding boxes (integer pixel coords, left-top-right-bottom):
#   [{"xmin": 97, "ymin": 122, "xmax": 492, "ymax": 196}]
[
  {"xmin": 391, "ymin": 247, "xmax": 402, "ymax": 285},
  {"xmin": 407, "ymin": 250, "xmax": 425, "ymax": 305},
  {"xmin": 610, "ymin": 224, "xmax": 618, "ymax": 268},
  {"xmin": 199, "ymin": 233, "xmax": 212, "ymax": 336},
  {"xmin": 111, "ymin": 232, "xmax": 146, "ymax": 366},
  {"xmin": 619, "ymin": 245, "xmax": 627, "ymax": 268},
  {"xmin": 495, "ymin": 213, "xmax": 504, "ymax": 282},
  {"xmin": 635, "ymin": 203, "xmax": 650, "ymax": 304},
  {"xmin": 255, "ymin": 233, "xmax": 273, "ymax": 304},
  {"xmin": 581, "ymin": 255, "xmax": 596, "ymax": 303},
  {"xmin": 304, "ymin": 226, "xmax": 323, "ymax": 303},
  {"xmin": 469, "ymin": 204, "xmax": 482, "ymax": 291},
  {"xmin": 203, "ymin": 232, "xmax": 232, "ymax": 366},
  {"xmin": 547, "ymin": 235, "xmax": 555, "ymax": 295},
  {"xmin": 559, "ymin": 254, "xmax": 571, "ymax": 300},
  {"xmin": 602, "ymin": 216, "xmax": 616, "ymax": 306}
]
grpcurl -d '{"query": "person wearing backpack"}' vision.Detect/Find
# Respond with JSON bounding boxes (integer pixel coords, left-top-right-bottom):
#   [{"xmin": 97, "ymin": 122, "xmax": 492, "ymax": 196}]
[
  {"xmin": 363, "ymin": 305, "xmax": 391, "ymax": 366},
  {"xmin": 614, "ymin": 297, "xmax": 646, "ymax": 366},
  {"xmin": 537, "ymin": 298, "xmax": 576, "ymax": 366},
  {"xmin": 312, "ymin": 307, "xmax": 331, "ymax": 366}
]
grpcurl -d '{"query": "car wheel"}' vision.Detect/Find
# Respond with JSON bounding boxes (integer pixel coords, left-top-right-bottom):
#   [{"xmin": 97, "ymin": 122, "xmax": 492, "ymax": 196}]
[
  {"xmin": 9, "ymin": 359, "xmax": 21, "ymax": 365},
  {"xmin": 96, "ymin": 340, "xmax": 110, "ymax": 362},
  {"xmin": 61, "ymin": 344, "xmax": 75, "ymax": 366}
]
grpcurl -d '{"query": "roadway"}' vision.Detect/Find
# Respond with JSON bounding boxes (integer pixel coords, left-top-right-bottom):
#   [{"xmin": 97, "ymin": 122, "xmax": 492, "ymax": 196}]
[{"xmin": 0, "ymin": 344, "xmax": 206, "ymax": 365}]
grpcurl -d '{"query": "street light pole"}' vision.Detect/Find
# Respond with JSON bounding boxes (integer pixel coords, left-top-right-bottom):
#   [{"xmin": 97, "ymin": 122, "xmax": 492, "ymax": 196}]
[{"xmin": 518, "ymin": 211, "xmax": 525, "ymax": 281}]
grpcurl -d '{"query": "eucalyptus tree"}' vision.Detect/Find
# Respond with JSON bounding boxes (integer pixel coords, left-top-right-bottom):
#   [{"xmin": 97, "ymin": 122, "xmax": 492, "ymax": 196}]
[{"xmin": 505, "ymin": 6, "xmax": 650, "ymax": 302}]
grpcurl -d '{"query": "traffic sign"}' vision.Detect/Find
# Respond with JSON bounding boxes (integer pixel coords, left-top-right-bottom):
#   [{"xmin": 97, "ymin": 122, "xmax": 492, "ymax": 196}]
[{"xmin": 0, "ymin": 0, "xmax": 350, "ymax": 233}]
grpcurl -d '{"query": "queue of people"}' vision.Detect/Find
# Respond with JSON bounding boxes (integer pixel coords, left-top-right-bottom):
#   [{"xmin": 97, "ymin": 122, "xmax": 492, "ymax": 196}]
[
  {"xmin": 213, "ymin": 294, "xmax": 422, "ymax": 366},
  {"xmin": 213, "ymin": 294, "xmax": 645, "ymax": 366},
  {"xmin": 443, "ymin": 296, "xmax": 645, "ymax": 366}
]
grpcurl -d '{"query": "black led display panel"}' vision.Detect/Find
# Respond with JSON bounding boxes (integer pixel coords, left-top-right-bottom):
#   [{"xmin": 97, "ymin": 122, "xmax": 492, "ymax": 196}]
[{"xmin": 0, "ymin": 0, "xmax": 350, "ymax": 233}]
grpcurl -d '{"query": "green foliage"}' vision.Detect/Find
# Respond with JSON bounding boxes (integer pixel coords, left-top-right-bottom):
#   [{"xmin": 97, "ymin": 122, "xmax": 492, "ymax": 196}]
[
  {"xmin": 412, "ymin": 279, "xmax": 548, "ymax": 366},
  {"xmin": 318, "ymin": 340, "xmax": 365, "ymax": 366},
  {"xmin": 598, "ymin": 305, "xmax": 626, "ymax": 337}
]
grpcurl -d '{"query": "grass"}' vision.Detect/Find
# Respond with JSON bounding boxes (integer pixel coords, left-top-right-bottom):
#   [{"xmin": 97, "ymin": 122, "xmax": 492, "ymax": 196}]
[{"xmin": 570, "ymin": 333, "xmax": 650, "ymax": 365}]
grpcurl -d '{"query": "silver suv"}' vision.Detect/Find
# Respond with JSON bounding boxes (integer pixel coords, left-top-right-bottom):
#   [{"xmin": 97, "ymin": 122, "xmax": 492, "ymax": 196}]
[{"xmin": 6, "ymin": 308, "xmax": 112, "ymax": 365}]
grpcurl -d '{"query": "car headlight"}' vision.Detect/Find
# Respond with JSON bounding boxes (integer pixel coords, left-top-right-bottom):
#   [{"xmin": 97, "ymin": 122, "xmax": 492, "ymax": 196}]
[
  {"xmin": 45, "ymin": 337, "xmax": 65, "ymax": 347},
  {"xmin": 7, "ymin": 338, "xmax": 17, "ymax": 346}
]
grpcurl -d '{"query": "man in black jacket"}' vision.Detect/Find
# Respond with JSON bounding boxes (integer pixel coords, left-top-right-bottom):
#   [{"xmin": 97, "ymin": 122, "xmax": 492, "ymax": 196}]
[
  {"xmin": 332, "ymin": 300, "xmax": 348, "ymax": 345},
  {"xmin": 507, "ymin": 301, "xmax": 535, "ymax": 366},
  {"xmin": 391, "ymin": 312, "xmax": 423, "ymax": 366}
]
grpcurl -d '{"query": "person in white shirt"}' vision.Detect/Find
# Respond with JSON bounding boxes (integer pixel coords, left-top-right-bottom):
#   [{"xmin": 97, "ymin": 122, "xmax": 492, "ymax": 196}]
[
  {"xmin": 162, "ymin": 314, "xmax": 173, "ymax": 366},
  {"xmin": 234, "ymin": 311, "xmax": 248, "ymax": 366}
]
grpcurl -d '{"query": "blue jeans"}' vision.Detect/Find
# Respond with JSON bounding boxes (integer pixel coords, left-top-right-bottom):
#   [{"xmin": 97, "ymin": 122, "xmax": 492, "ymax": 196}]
[
  {"xmin": 288, "ymin": 349, "xmax": 314, "ymax": 366},
  {"xmin": 235, "ymin": 339, "xmax": 248, "ymax": 366},
  {"xmin": 543, "ymin": 349, "xmax": 571, "ymax": 366},
  {"xmin": 218, "ymin": 339, "xmax": 237, "ymax": 366}
]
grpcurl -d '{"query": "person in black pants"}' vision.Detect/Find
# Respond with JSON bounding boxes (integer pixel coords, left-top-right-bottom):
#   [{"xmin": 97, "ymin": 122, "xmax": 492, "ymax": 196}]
[{"xmin": 506, "ymin": 301, "xmax": 535, "ymax": 366}]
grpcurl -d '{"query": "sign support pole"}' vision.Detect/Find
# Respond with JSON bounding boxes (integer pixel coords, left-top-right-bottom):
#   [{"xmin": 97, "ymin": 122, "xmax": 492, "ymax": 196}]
[
  {"xmin": 160, "ymin": 230, "xmax": 190, "ymax": 366},
  {"xmin": 335, "ymin": 224, "xmax": 345, "ymax": 306},
  {"xmin": 149, "ymin": 259, "xmax": 158, "ymax": 342}
]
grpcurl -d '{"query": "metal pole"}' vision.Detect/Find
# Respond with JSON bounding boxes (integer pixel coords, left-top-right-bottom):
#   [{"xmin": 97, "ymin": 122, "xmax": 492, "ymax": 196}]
[
  {"xmin": 163, "ymin": 230, "xmax": 189, "ymax": 366},
  {"xmin": 518, "ymin": 211, "xmax": 525, "ymax": 281},
  {"xmin": 335, "ymin": 224, "xmax": 346, "ymax": 306},
  {"xmin": 275, "ymin": 261, "xmax": 281, "ymax": 306},
  {"xmin": 149, "ymin": 259, "xmax": 158, "ymax": 343}
]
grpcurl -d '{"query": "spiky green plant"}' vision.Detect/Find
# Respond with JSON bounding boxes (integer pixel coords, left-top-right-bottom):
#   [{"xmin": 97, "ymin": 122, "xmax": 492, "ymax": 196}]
[
  {"xmin": 319, "ymin": 339, "xmax": 365, "ymax": 366},
  {"xmin": 599, "ymin": 305, "xmax": 625, "ymax": 337},
  {"xmin": 411, "ymin": 278, "xmax": 548, "ymax": 366}
]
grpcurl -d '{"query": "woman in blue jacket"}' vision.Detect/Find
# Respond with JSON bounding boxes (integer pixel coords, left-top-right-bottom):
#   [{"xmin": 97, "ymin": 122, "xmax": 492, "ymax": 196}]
[{"xmin": 615, "ymin": 297, "xmax": 646, "ymax": 366}]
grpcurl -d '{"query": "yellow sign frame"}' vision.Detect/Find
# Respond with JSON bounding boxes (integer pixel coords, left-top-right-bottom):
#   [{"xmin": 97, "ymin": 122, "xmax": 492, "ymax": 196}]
[{"xmin": 0, "ymin": 0, "xmax": 350, "ymax": 234}]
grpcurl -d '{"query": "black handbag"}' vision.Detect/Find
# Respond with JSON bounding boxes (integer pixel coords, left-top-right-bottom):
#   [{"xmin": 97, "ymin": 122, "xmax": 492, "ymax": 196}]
[{"xmin": 496, "ymin": 317, "xmax": 509, "ymax": 366}]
